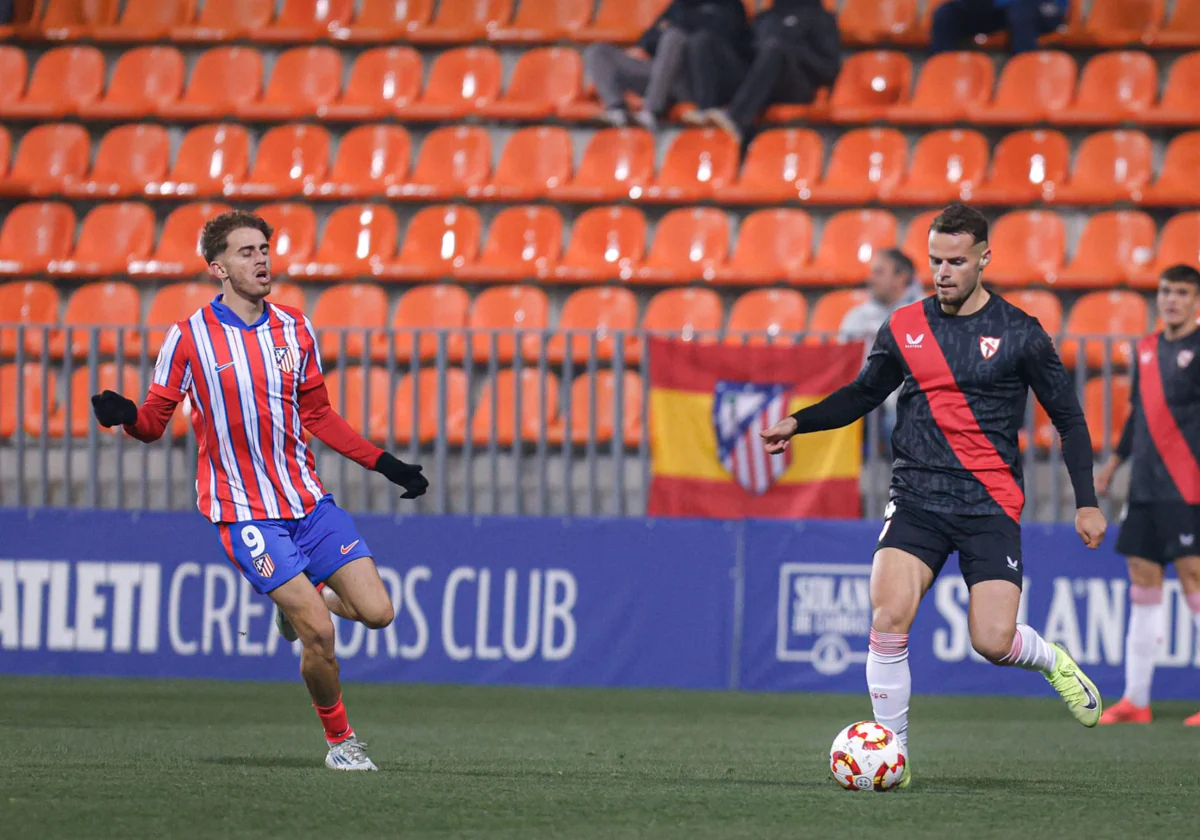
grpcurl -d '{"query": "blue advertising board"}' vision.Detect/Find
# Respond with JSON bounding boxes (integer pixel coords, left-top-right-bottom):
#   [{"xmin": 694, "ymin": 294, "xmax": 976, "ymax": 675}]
[{"xmin": 0, "ymin": 509, "xmax": 1196, "ymax": 701}]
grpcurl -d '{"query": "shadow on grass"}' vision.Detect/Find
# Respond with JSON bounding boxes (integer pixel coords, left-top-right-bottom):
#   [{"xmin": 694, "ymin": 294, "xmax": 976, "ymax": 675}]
[{"xmin": 199, "ymin": 756, "xmax": 327, "ymax": 770}]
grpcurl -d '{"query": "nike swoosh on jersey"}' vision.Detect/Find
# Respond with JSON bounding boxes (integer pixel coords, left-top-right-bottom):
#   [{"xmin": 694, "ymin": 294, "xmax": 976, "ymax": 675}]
[
  {"xmin": 1075, "ymin": 674, "xmax": 1099, "ymax": 711},
  {"xmin": 340, "ymin": 540, "xmax": 360, "ymax": 555},
  {"xmin": 215, "ymin": 361, "xmax": 235, "ymax": 373}
]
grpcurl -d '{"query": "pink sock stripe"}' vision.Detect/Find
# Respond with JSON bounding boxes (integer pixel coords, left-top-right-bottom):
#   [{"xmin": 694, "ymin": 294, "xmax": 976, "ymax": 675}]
[
  {"xmin": 1187, "ymin": 591, "xmax": 1200, "ymax": 614},
  {"xmin": 999, "ymin": 629, "xmax": 1024, "ymax": 664},
  {"xmin": 869, "ymin": 629, "xmax": 909, "ymax": 654},
  {"xmin": 1130, "ymin": 584, "xmax": 1165, "ymax": 606}
]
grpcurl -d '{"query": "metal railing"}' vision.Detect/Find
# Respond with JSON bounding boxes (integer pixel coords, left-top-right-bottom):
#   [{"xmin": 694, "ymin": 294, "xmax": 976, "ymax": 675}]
[{"xmin": 0, "ymin": 324, "xmax": 1136, "ymax": 522}]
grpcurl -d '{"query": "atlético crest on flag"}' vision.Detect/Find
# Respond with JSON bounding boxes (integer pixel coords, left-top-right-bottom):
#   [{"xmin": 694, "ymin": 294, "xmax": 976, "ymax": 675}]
[
  {"xmin": 979, "ymin": 336, "xmax": 1001, "ymax": 359},
  {"xmin": 254, "ymin": 553, "xmax": 275, "ymax": 578},
  {"xmin": 713, "ymin": 381, "xmax": 792, "ymax": 495},
  {"xmin": 273, "ymin": 346, "xmax": 295, "ymax": 373}
]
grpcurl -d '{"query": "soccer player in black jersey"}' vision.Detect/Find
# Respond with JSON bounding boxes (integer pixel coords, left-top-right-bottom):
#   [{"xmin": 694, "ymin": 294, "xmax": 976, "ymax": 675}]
[
  {"xmin": 1094, "ymin": 264, "xmax": 1200, "ymax": 727},
  {"xmin": 761, "ymin": 203, "xmax": 1108, "ymax": 787}
]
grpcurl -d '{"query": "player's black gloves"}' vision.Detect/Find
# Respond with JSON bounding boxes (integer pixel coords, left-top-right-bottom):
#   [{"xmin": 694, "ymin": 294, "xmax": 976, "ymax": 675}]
[
  {"xmin": 373, "ymin": 452, "xmax": 429, "ymax": 499},
  {"xmin": 91, "ymin": 390, "xmax": 138, "ymax": 428}
]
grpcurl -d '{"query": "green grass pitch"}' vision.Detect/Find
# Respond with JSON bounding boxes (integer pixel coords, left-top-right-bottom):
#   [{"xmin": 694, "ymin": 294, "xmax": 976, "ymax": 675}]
[{"xmin": 1, "ymin": 677, "xmax": 1197, "ymax": 839}]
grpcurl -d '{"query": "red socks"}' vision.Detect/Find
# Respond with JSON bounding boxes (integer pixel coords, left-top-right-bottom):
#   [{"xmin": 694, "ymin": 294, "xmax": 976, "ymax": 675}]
[{"xmin": 315, "ymin": 695, "xmax": 354, "ymax": 744}]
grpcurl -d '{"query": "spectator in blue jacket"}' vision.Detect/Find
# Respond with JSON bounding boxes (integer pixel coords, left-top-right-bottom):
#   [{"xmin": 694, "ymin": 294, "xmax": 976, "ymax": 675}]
[{"xmin": 931, "ymin": 0, "xmax": 1069, "ymax": 54}]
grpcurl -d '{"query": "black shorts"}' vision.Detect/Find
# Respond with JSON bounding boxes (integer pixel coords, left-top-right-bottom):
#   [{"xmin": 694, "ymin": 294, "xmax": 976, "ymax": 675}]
[
  {"xmin": 1115, "ymin": 502, "xmax": 1200, "ymax": 566},
  {"xmin": 875, "ymin": 501, "xmax": 1023, "ymax": 588}
]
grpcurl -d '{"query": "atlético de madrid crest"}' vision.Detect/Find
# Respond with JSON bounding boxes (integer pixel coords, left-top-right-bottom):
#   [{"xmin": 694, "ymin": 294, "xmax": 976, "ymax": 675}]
[
  {"xmin": 979, "ymin": 336, "xmax": 1002, "ymax": 360},
  {"xmin": 1179, "ymin": 349, "xmax": 1194, "ymax": 369},
  {"xmin": 713, "ymin": 381, "xmax": 792, "ymax": 496},
  {"xmin": 273, "ymin": 346, "xmax": 295, "ymax": 373}
]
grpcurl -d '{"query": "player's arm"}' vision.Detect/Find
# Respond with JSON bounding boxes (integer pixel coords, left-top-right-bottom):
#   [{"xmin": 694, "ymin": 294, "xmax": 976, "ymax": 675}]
[
  {"xmin": 1096, "ymin": 360, "xmax": 1137, "ymax": 495},
  {"xmin": 761, "ymin": 321, "xmax": 904, "ymax": 452},
  {"xmin": 92, "ymin": 325, "xmax": 187, "ymax": 442}
]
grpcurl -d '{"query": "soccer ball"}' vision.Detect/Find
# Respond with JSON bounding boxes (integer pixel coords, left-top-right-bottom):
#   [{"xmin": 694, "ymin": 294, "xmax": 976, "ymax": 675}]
[{"xmin": 829, "ymin": 720, "xmax": 907, "ymax": 791}]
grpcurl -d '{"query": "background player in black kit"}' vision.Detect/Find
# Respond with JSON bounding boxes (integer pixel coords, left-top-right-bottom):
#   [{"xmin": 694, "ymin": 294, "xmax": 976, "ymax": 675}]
[
  {"xmin": 760, "ymin": 203, "xmax": 1108, "ymax": 787},
  {"xmin": 1094, "ymin": 264, "xmax": 1200, "ymax": 727}
]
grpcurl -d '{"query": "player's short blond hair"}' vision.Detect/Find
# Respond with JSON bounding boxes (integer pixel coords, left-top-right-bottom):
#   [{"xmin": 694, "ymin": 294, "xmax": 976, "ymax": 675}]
[{"xmin": 200, "ymin": 211, "xmax": 274, "ymax": 264}]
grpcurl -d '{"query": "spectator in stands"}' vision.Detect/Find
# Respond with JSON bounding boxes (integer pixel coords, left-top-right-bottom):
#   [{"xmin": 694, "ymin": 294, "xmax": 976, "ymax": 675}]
[
  {"xmin": 584, "ymin": 0, "xmax": 753, "ymax": 131},
  {"xmin": 931, "ymin": 0, "xmax": 1070, "ymax": 55},
  {"xmin": 702, "ymin": 0, "xmax": 841, "ymax": 146},
  {"xmin": 838, "ymin": 249, "xmax": 925, "ymax": 452}
]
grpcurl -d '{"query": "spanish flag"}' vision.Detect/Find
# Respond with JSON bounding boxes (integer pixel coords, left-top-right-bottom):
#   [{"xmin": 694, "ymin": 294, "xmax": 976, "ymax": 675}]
[{"xmin": 647, "ymin": 337, "xmax": 866, "ymax": 519}]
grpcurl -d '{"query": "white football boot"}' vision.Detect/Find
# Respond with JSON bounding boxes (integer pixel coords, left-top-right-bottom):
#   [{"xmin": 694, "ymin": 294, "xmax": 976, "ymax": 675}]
[{"xmin": 325, "ymin": 735, "xmax": 378, "ymax": 771}]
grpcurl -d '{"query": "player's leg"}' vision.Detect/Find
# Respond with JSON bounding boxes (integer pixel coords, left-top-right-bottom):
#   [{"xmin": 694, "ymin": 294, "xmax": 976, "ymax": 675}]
[
  {"xmin": 295, "ymin": 497, "xmax": 394, "ymax": 629},
  {"xmin": 1176, "ymin": 554, "xmax": 1200, "ymax": 726}
]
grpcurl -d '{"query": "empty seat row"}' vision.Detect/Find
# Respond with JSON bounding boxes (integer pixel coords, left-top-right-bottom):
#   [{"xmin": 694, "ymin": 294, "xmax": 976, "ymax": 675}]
[
  {"xmin": 3, "ymin": 199, "xmax": 1197, "ymax": 289},
  {"xmin": 6, "ymin": 45, "xmax": 1200, "ymax": 128}
]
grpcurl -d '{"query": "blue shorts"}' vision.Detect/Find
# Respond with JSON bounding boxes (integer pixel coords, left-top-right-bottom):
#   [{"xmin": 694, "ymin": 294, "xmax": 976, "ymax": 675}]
[{"xmin": 216, "ymin": 496, "xmax": 373, "ymax": 595}]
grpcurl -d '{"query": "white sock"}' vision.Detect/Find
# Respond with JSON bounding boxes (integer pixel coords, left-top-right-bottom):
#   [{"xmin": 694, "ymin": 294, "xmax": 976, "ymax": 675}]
[
  {"xmin": 1124, "ymin": 585, "xmax": 1165, "ymax": 708},
  {"xmin": 998, "ymin": 623, "xmax": 1058, "ymax": 672},
  {"xmin": 867, "ymin": 629, "xmax": 910, "ymax": 753}
]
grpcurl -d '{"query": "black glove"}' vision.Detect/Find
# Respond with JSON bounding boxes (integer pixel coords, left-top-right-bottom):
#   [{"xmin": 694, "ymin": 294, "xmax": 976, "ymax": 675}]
[
  {"xmin": 373, "ymin": 452, "xmax": 429, "ymax": 499},
  {"xmin": 91, "ymin": 390, "xmax": 138, "ymax": 428}
]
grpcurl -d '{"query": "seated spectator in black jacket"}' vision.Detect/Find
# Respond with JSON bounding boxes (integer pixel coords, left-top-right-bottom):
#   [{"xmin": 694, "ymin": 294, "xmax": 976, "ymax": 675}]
[
  {"xmin": 931, "ymin": 0, "xmax": 1069, "ymax": 55},
  {"xmin": 702, "ymin": 0, "xmax": 841, "ymax": 145},
  {"xmin": 584, "ymin": 0, "xmax": 753, "ymax": 131}
]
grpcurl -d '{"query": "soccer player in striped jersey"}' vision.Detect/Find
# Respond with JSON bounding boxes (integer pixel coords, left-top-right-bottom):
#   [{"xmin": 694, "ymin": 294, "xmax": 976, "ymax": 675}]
[{"xmin": 90, "ymin": 211, "xmax": 428, "ymax": 771}]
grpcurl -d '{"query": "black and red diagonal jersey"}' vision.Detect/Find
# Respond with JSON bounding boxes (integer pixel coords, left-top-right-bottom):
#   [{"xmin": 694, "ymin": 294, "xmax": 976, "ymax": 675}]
[
  {"xmin": 1117, "ymin": 329, "xmax": 1200, "ymax": 504},
  {"xmin": 792, "ymin": 294, "xmax": 1098, "ymax": 519}
]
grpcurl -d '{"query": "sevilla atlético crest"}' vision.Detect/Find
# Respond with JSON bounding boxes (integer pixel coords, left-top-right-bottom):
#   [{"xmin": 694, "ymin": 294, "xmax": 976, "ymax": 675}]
[
  {"xmin": 979, "ymin": 336, "xmax": 1001, "ymax": 360},
  {"xmin": 713, "ymin": 381, "xmax": 791, "ymax": 496},
  {"xmin": 273, "ymin": 346, "xmax": 295, "ymax": 373},
  {"xmin": 1178, "ymin": 349, "xmax": 1194, "ymax": 369},
  {"xmin": 254, "ymin": 553, "xmax": 275, "ymax": 578}
]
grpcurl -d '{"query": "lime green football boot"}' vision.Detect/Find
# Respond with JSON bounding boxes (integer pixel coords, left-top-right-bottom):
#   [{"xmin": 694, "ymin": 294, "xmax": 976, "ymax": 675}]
[
  {"xmin": 897, "ymin": 756, "xmax": 911, "ymax": 790},
  {"xmin": 1045, "ymin": 643, "xmax": 1102, "ymax": 727},
  {"xmin": 275, "ymin": 605, "xmax": 298, "ymax": 643}
]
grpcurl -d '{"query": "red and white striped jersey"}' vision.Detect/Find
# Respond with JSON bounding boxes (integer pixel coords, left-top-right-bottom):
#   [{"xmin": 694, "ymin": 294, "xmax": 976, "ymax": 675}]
[{"xmin": 150, "ymin": 297, "xmax": 327, "ymax": 523}]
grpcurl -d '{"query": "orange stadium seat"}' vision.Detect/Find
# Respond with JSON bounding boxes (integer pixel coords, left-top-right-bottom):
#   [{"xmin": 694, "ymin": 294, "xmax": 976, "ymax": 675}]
[
  {"xmin": 490, "ymin": 0, "xmax": 590, "ymax": 42},
  {"xmin": 65, "ymin": 124, "xmax": 170, "ymax": 199},
  {"xmin": 642, "ymin": 129, "xmax": 739, "ymax": 203},
  {"xmin": 545, "ymin": 286, "xmax": 640, "ymax": 365},
  {"xmin": 641, "ymin": 288, "xmax": 723, "ymax": 344},
  {"xmin": 400, "ymin": 47, "xmax": 501, "ymax": 121},
  {"xmin": 721, "ymin": 129, "xmax": 823, "ymax": 204},
  {"xmin": 409, "ymin": 0, "xmax": 513, "ymax": 44},
  {"xmin": 838, "ymin": 0, "xmax": 918, "ymax": 45},
  {"xmin": 0, "ymin": 46, "xmax": 104, "ymax": 118},
  {"xmin": 381, "ymin": 205, "xmax": 482, "ymax": 282},
  {"xmin": 634, "ymin": 207, "xmax": 729, "ymax": 283},
  {"xmin": 969, "ymin": 130, "xmax": 1070, "ymax": 205},
  {"xmin": 0, "ymin": 127, "xmax": 12, "ymax": 180},
  {"xmin": 1055, "ymin": 0, "xmax": 1163, "ymax": 47},
  {"xmin": 315, "ymin": 125, "xmax": 411, "ymax": 199},
  {"xmin": 794, "ymin": 210, "xmax": 898, "ymax": 286},
  {"xmin": 0, "ymin": 48, "xmax": 26, "ymax": 111},
  {"xmin": 254, "ymin": 203, "xmax": 318, "ymax": 273},
  {"xmin": 887, "ymin": 52, "xmax": 994, "ymax": 124},
  {"xmin": 51, "ymin": 202, "xmax": 154, "ymax": 278},
  {"xmin": 0, "ymin": 123, "xmax": 90, "ymax": 198},
  {"xmin": 806, "ymin": 128, "xmax": 907, "ymax": 204},
  {"xmin": 552, "ymin": 206, "xmax": 645, "ymax": 283},
  {"xmin": 551, "ymin": 128, "xmax": 654, "ymax": 202},
  {"xmin": 574, "ymin": 0, "xmax": 665, "ymax": 43},
  {"xmin": 228, "ymin": 124, "xmax": 331, "ymax": 199},
  {"xmin": 1056, "ymin": 210, "xmax": 1156, "ymax": 289},
  {"xmin": 21, "ymin": 0, "xmax": 117, "ymax": 40},
  {"xmin": 1144, "ymin": 51, "xmax": 1200, "ymax": 127},
  {"xmin": 0, "ymin": 364, "xmax": 57, "ymax": 439},
  {"xmin": 79, "ymin": 47, "xmax": 184, "ymax": 120},
  {"xmin": 970, "ymin": 51, "xmax": 1076, "ymax": 125},
  {"xmin": 312, "ymin": 283, "xmax": 389, "ymax": 361},
  {"xmin": 1139, "ymin": 131, "xmax": 1200, "ymax": 207},
  {"xmin": 475, "ymin": 126, "xmax": 572, "ymax": 202},
  {"xmin": 295, "ymin": 204, "xmax": 397, "ymax": 279},
  {"xmin": 320, "ymin": 47, "xmax": 421, "ymax": 121},
  {"xmin": 394, "ymin": 367, "xmax": 468, "ymax": 445},
  {"xmin": 471, "ymin": 369, "xmax": 559, "ymax": 446},
  {"xmin": 900, "ymin": 210, "xmax": 938, "ymax": 274},
  {"xmin": 548, "ymin": 371, "xmax": 643, "ymax": 446},
  {"xmin": 1005, "ymin": 289, "xmax": 1063, "ymax": 337},
  {"xmin": 879, "ymin": 129, "xmax": 987, "ymax": 205},
  {"xmin": 984, "ymin": 210, "xmax": 1065, "ymax": 286},
  {"xmin": 391, "ymin": 284, "xmax": 471, "ymax": 363},
  {"xmin": 1083, "ymin": 376, "xmax": 1132, "ymax": 452},
  {"xmin": 56, "ymin": 281, "xmax": 140, "ymax": 359},
  {"xmin": 1152, "ymin": 0, "xmax": 1200, "ymax": 46},
  {"xmin": 324, "ymin": 367, "xmax": 391, "ymax": 443},
  {"xmin": 0, "ymin": 280, "xmax": 60, "ymax": 358},
  {"xmin": 478, "ymin": 48, "xmax": 582, "ymax": 120},
  {"xmin": 0, "ymin": 202, "xmax": 76, "ymax": 275},
  {"xmin": 467, "ymin": 285, "xmax": 550, "ymax": 363},
  {"xmin": 725, "ymin": 288, "xmax": 809, "ymax": 347},
  {"xmin": 144, "ymin": 282, "xmax": 212, "ymax": 346},
  {"xmin": 1060, "ymin": 291, "xmax": 1148, "ymax": 370},
  {"xmin": 158, "ymin": 47, "xmax": 263, "ymax": 120},
  {"xmin": 255, "ymin": 0, "xmax": 354, "ymax": 42},
  {"xmin": 238, "ymin": 47, "xmax": 342, "ymax": 121},
  {"xmin": 129, "ymin": 201, "xmax": 232, "ymax": 278},
  {"xmin": 456, "ymin": 206, "xmax": 563, "ymax": 283},
  {"xmin": 334, "ymin": 0, "xmax": 434, "ymax": 42},
  {"xmin": 1139, "ymin": 212, "xmax": 1200, "ymax": 290},
  {"xmin": 393, "ymin": 126, "xmax": 491, "ymax": 199},
  {"xmin": 52, "ymin": 363, "xmax": 141, "ymax": 438},
  {"xmin": 713, "ymin": 209, "xmax": 813, "ymax": 285},
  {"xmin": 268, "ymin": 281, "xmax": 307, "ymax": 311},
  {"xmin": 89, "ymin": 0, "xmax": 195, "ymax": 42},
  {"xmin": 1051, "ymin": 130, "xmax": 1152, "ymax": 205},
  {"xmin": 827, "ymin": 51, "xmax": 912, "ymax": 123},
  {"xmin": 1052, "ymin": 51, "xmax": 1156, "ymax": 126},
  {"xmin": 806, "ymin": 289, "xmax": 870, "ymax": 344},
  {"xmin": 172, "ymin": 0, "xmax": 273, "ymax": 42}
]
